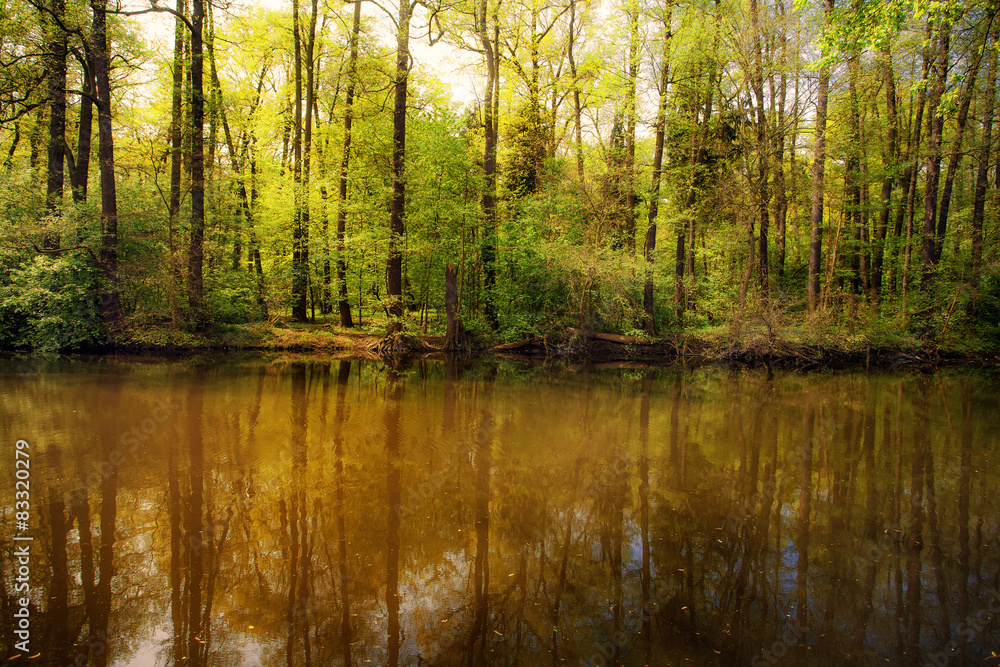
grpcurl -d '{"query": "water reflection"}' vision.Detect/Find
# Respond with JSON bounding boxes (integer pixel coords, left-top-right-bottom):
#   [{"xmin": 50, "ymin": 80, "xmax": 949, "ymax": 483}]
[{"xmin": 1, "ymin": 358, "xmax": 999, "ymax": 666}]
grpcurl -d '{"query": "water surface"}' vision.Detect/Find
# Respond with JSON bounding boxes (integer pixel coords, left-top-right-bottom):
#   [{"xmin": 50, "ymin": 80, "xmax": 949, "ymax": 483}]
[{"xmin": 1, "ymin": 357, "xmax": 999, "ymax": 666}]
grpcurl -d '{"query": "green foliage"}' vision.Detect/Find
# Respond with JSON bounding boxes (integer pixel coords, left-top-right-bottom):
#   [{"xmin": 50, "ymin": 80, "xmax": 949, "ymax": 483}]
[
  {"xmin": 0, "ymin": 0, "xmax": 994, "ymax": 357},
  {"xmin": 500, "ymin": 102, "xmax": 541, "ymax": 199},
  {"xmin": 973, "ymin": 270, "xmax": 1000, "ymax": 348},
  {"xmin": 0, "ymin": 254, "xmax": 104, "ymax": 351},
  {"xmin": 205, "ymin": 270, "xmax": 263, "ymax": 324}
]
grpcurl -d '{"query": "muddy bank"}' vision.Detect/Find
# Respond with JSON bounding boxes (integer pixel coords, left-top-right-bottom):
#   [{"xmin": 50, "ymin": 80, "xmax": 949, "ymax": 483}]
[{"xmin": 94, "ymin": 322, "xmax": 999, "ymax": 370}]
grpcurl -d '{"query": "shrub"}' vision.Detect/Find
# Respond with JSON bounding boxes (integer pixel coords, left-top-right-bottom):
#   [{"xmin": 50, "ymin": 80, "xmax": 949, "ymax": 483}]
[{"xmin": 0, "ymin": 253, "xmax": 105, "ymax": 351}]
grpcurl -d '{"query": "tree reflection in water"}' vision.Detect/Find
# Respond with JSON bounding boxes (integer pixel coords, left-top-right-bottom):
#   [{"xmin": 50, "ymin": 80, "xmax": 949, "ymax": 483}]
[{"xmin": 1, "ymin": 359, "xmax": 999, "ymax": 666}]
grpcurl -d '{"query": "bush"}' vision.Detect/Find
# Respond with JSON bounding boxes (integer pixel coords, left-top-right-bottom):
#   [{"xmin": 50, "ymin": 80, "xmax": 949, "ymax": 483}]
[
  {"xmin": 0, "ymin": 253, "xmax": 105, "ymax": 351},
  {"xmin": 205, "ymin": 270, "xmax": 264, "ymax": 324}
]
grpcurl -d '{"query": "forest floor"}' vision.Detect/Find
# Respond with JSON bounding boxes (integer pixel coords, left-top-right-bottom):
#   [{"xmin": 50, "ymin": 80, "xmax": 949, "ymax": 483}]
[{"xmin": 111, "ymin": 316, "xmax": 1000, "ymax": 369}]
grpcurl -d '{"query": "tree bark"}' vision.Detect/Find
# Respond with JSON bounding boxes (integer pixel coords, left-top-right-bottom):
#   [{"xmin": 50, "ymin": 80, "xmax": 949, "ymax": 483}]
[
  {"xmin": 774, "ymin": 0, "xmax": 788, "ymax": 282},
  {"xmin": 971, "ymin": 23, "xmax": 998, "ymax": 297},
  {"xmin": 44, "ymin": 0, "xmax": 67, "ymax": 250},
  {"xmin": 188, "ymin": 0, "xmax": 206, "ymax": 325},
  {"xmin": 749, "ymin": 0, "xmax": 769, "ymax": 296},
  {"xmin": 299, "ymin": 0, "xmax": 319, "ymax": 323},
  {"xmin": 847, "ymin": 52, "xmax": 863, "ymax": 297},
  {"xmin": 623, "ymin": 0, "xmax": 639, "ymax": 255},
  {"xmin": 921, "ymin": 17, "xmax": 950, "ymax": 288},
  {"xmin": 935, "ymin": 25, "xmax": 988, "ymax": 266},
  {"xmin": 808, "ymin": 0, "xmax": 834, "ymax": 313},
  {"xmin": 291, "ymin": 0, "xmax": 307, "ymax": 321},
  {"xmin": 386, "ymin": 0, "xmax": 412, "ymax": 334},
  {"xmin": 644, "ymin": 7, "xmax": 671, "ymax": 335},
  {"xmin": 445, "ymin": 262, "xmax": 460, "ymax": 346},
  {"xmin": 92, "ymin": 0, "xmax": 120, "ymax": 325},
  {"xmin": 568, "ymin": 0, "xmax": 584, "ymax": 180},
  {"xmin": 167, "ymin": 0, "xmax": 185, "ymax": 327},
  {"xmin": 71, "ymin": 55, "xmax": 94, "ymax": 206},
  {"xmin": 900, "ymin": 31, "xmax": 932, "ymax": 298},
  {"xmin": 336, "ymin": 0, "xmax": 362, "ymax": 327},
  {"xmin": 871, "ymin": 43, "xmax": 897, "ymax": 305},
  {"xmin": 479, "ymin": 0, "xmax": 499, "ymax": 330}
]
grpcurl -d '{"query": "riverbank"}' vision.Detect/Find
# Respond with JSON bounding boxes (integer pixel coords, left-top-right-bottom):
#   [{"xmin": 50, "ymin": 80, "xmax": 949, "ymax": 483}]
[{"xmin": 104, "ymin": 319, "xmax": 999, "ymax": 369}]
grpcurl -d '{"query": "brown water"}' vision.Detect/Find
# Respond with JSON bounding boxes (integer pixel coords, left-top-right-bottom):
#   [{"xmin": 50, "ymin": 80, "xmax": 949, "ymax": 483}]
[{"xmin": 1, "ymin": 356, "xmax": 999, "ymax": 667}]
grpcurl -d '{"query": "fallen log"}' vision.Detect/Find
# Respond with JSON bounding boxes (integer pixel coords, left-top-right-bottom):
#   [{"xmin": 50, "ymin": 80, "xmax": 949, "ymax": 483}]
[
  {"xmin": 490, "ymin": 336, "xmax": 547, "ymax": 351},
  {"xmin": 566, "ymin": 328, "xmax": 650, "ymax": 345}
]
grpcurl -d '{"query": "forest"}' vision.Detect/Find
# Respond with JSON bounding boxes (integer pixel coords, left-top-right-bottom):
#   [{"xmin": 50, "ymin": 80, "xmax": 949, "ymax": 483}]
[{"xmin": 2, "ymin": 0, "xmax": 1000, "ymax": 352}]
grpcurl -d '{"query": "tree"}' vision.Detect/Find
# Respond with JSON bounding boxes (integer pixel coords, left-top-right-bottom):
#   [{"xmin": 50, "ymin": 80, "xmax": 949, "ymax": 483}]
[
  {"xmin": 335, "ymin": 0, "xmax": 362, "ymax": 328},
  {"xmin": 188, "ymin": 0, "xmax": 206, "ymax": 324},
  {"xmin": 93, "ymin": 0, "xmax": 120, "ymax": 324},
  {"xmin": 644, "ymin": 4, "xmax": 671, "ymax": 334},
  {"xmin": 43, "ymin": 0, "xmax": 68, "ymax": 250},
  {"xmin": 386, "ymin": 0, "xmax": 415, "ymax": 334},
  {"xmin": 808, "ymin": 0, "xmax": 834, "ymax": 313},
  {"xmin": 291, "ymin": 0, "xmax": 307, "ymax": 321}
]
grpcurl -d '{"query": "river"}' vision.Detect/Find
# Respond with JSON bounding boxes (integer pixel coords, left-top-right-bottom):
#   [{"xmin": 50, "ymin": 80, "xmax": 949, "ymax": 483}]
[{"xmin": 1, "ymin": 356, "xmax": 998, "ymax": 666}]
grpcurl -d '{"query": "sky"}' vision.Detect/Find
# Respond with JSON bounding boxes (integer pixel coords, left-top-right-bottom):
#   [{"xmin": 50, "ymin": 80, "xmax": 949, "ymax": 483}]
[{"xmin": 127, "ymin": 0, "xmax": 482, "ymax": 107}]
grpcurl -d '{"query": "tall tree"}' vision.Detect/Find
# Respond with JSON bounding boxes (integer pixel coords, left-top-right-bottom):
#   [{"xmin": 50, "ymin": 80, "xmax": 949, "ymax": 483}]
[
  {"xmin": 291, "ymin": 0, "xmax": 308, "ymax": 321},
  {"xmin": 92, "ymin": 0, "xmax": 120, "ymax": 324},
  {"xmin": 43, "ymin": 0, "xmax": 68, "ymax": 250},
  {"xmin": 749, "ymin": 0, "xmax": 770, "ymax": 297},
  {"xmin": 920, "ymin": 14, "xmax": 950, "ymax": 287},
  {"xmin": 386, "ymin": 0, "xmax": 414, "ymax": 334},
  {"xmin": 168, "ymin": 0, "xmax": 185, "ymax": 327},
  {"xmin": 568, "ymin": 0, "xmax": 584, "ymax": 180},
  {"xmin": 870, "ymin": 42, "xmax": 898, "ymax": 305},
  {"xmin": 773, "ymin": 0, "xmax": 790, "ymax": 282},
  {"xmin": 478, "ymin": 0, "xmax": 500, "ymax": 330},
  {"xmin": 644, "ymin": 6, "xmax": 671, "ymax": 335},
  {"xmin": 300, "ymin": 0, "xmax": 320, "ymax": 322},
  {"xmin": 846, "ymin": 51, "xmax": 863, "ymax": 297},
  {"xmin": 808, "ymin": 0, "xmax": 834, "ymax": 313},
  {"xmin": 971, "ymin": 22, "xmax": 998, "ymax": 298},
  {"xmin": 188, "ymin": 0, "xmax": 206, "ymax": 324},
  {"xmin": 934, "ymin": 21, "xmax": 989, "ymax": 267},
  {"xmin": 336, "ymin": 0, "xmax": 362, "ymax": 328},
  {"xmin": 70, "ymin": 51, "xmax": 94, "ymax": 208},
  {"xmin": 622, "ymin": 0, "xmax": 640, "ymax": 255}
]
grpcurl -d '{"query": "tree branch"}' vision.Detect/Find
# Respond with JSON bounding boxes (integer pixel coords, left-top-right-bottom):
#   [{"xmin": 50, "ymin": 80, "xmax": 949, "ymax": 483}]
[{"xmin": 110, "ymin": 4, "xmax": 195, "ymax": 33}]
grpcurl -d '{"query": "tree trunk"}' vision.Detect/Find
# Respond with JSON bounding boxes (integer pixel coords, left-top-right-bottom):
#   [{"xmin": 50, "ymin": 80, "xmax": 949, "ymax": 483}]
[
  {"xmin": 291, "ymin": 0, "xmax": 307, "ymax": 321},
  {"xmin": 623, "ymin": 0, "xmax": 639, "ymax": 255},
  {"xmin": 529, "ymin": 0, "xmax": 543, "ymax": 192},
  {"xmin": 971, "ymin": 23, "xmax": 998, "ymax": 297},
  {"xmin": 568, "ymin": 0, "xmax": 584, "ymax": 180},
  {"xmin": 901, "ymin": 32, "xmax": 932, "ymax": 298},
  {"xmin": 677, "ymin": 1, "xmax": 717, "ymax": 319},
  {"xmin": 72, "ymin": 57, "xmax": 94, "ymax": 206},
  {"xmin": 921, "ymin": 17, "xmax": 950, "ymax": 288},
  {"xmin": 336, "ymin": 0, "xmax": 361, "ymax": 327},
  {"xmin": 168, "ymin": 0, "xmax": 185, "ymax": 328},
  {"xmin": 44, "ymin": 0, "xmax": 67, "ymax": 250},
  {"xmin": 92, "ymin": 0, "xmax": 120, "ymax": 326},
  {"xmin": 808, "ymin": 0, "xmax": 834, "ymax": 313},
  {"xmin": 871, "ymin": 43, "xmax": 897, "ymax": 305},
  {"xmin": 847, "ymin": 52, "xmax": 863, "ymax": 297},
  {"xmin": 935, "ymin": 25, "xmax": 988, "ymax": 266},
  {"xmin": 479, "ymin": 0, "xmax": 499, "ymax": 330},
  {"xmin": 445, "ymin": 262, "xmax": 460, "ymax": 347},
  {"xmin": 749, "ymin": 0, "xmax": 769, "ymax": 296},
  {"xmin": 774, "ymin": 0, "xmax": 788, "ymax": 282},
  {"xmin": 188, "ymin": 0, "xmax": 206, "ymax": 325},
  {"xmin": 386, "ymin": 0, "xmax": 412, "ymax": 334},
  {"xmin": 300, "ymin": 0, "xmax": 319, "ymax": 323},
  {"xmin": 644, "ymin": 7, "xmax": 671, "ymax": 335}
]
